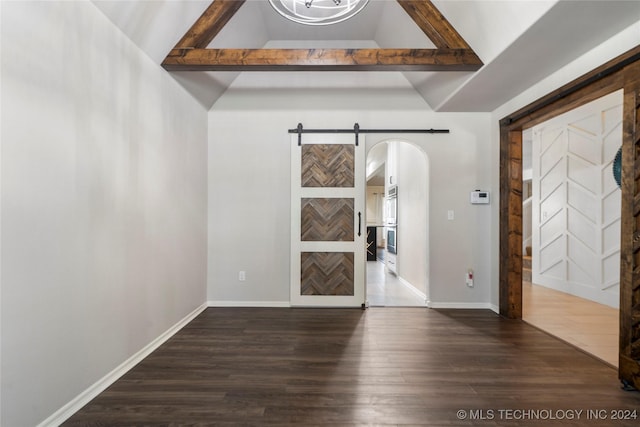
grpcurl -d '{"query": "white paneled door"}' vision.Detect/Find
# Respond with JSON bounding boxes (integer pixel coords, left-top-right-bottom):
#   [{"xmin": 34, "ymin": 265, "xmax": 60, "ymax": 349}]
[
  {"xmin": 531, "ymin": 91, "xmax": 623, "ymax": 308},
  {"xmin": 290, "ymin": 133, "xmax": 366, "ymax": 307}
]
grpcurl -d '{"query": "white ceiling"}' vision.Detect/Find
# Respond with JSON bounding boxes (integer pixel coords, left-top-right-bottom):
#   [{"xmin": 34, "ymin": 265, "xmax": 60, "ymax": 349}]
[{"xmin": 92, "ymin": 0, "xmax": 640, "ymax": 111}]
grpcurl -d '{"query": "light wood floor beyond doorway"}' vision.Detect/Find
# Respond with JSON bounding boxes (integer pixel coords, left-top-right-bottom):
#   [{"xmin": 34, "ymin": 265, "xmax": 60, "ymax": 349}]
[
  {"xmin": 63, "ymin": 308, "xmax": 639, "ymax": 426},
  {"xmin": 523, "ymin": 281, "xmax": 619, "ymax": 368}
]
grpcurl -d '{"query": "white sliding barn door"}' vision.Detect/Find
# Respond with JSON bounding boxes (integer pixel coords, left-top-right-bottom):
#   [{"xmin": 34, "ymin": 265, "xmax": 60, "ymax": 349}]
[
  {"xmin": 290, "ymin": 133, "xmax": 365, "ymax": 307},
  {"xmin": 531, "ymin": 91, "xmax": 622, "ymax": 308}
]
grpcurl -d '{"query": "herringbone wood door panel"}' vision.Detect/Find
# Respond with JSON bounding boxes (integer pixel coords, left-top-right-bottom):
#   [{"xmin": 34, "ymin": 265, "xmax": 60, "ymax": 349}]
[
  {"xmin": 291, "ymin": 133, "xmax": 364, "ymax": 307},
  {"xmin": 301, "ymin": 252, "xmax": 354, "ymax": 295},
  {"xmin": 301, "ymin": 198, "xmax": 354, "ymax": 241},
  {"xmin": 302, "ymin": 144, "xmax": 355, "ymax": 187}
]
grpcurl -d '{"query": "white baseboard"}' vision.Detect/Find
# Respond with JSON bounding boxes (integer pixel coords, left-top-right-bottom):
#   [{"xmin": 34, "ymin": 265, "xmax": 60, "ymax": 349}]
[
  {"xmin": 429, "ymin": 302, "xmax": 495, "ymax": 310},
  {"xmin": 207, "ymin": 300, "xmax": 290, "ymax": 308},
  {"xmin": 489, "ymin": 303, "xmax": 499, "ymax": 314},
  {"xmin": 37, "ymin": 303, "xmax": 208, "ymax": 427},
  {"xmin": 397, "ymin": 276, "xmax": 428, "ymax": 305}
]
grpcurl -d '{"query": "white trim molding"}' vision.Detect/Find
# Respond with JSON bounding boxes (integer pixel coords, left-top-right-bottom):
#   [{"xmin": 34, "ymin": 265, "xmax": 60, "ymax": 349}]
[
  {"xmin": 37, "ymin": 303, "xmax": 208, "ymax": 427},
  {"xmin": 208, "ymin": 300, "xmax": 291, "ymax": 308},
  {"xmin": 398, "ymin": 276, "xmax": 428, "ymax": 305},
  {"xmin": 429, "ymin": 302, "xmax": 495, "ymax": 310}
]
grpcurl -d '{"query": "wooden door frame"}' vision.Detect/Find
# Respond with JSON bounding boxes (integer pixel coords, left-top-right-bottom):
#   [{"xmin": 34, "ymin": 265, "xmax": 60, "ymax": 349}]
[{"xmin": 499, "ymin": 45, "xmax": 640, "ymax": 389}]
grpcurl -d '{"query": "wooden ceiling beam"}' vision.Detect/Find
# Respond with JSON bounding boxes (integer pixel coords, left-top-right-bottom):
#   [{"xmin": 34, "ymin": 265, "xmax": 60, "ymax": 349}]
[
  {"xmin": 161, "ymin": 0, "xmax": 484, "ymax": 72},
  {"xmin": 396, "ymin": 0, "xmax": 472, "ymax": 49},
  {"xmin": 174, "ymin": 0, "xmax": 245, "ymax": 49},
  {"xmin": 162, "ymin": 48, "xmax": 483, "ymax": 72}
]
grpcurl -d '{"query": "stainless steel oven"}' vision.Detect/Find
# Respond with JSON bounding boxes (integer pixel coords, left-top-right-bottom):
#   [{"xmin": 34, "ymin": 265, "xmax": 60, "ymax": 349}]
[{"xmin": 386, "ymin": 226, "xmax": 396, "ymax": 254}]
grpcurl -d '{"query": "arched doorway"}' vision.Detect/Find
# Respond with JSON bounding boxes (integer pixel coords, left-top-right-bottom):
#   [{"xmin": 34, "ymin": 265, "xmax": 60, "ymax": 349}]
[{"xmin": 365, "ymin": 139, "xmax": 429, "ymax": 307}]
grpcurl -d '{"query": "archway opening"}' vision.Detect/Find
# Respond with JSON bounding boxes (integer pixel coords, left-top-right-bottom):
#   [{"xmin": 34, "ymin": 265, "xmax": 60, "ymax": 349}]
[{"xmin": 365, "ymin": 139, "xmax": 429, "ymax": 307}]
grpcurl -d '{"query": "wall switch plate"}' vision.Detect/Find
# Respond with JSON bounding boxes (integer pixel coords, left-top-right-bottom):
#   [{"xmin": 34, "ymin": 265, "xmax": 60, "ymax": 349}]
[
  {"xmin": 239, "ymin": 271, "xmax": 246, "ymax": 281},
  {"xmin": 447, "ymin": 210, "xmax": 454, "ymax": 220}
]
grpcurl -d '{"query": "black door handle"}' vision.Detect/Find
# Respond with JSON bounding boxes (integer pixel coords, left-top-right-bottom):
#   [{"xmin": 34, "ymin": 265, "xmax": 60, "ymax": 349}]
[{"xmin": 358, "ymin": 212, "xmax": 362, "ymax": 237}]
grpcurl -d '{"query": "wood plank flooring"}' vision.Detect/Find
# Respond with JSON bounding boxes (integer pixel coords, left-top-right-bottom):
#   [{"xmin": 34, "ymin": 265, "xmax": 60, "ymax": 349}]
[
  {"xmin": 63, "ymin": 308, "xmax": 640, "ymax": 426},
  {"xmin": 523, "ymin": 281, "xmax": 619, "ymax": 367}
]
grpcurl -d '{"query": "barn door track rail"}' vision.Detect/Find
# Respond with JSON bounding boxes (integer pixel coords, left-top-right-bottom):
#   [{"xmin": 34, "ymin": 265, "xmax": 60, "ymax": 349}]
[{"xmin": 290, "ymin": 123, "xmax": 450, "ymax": 146}]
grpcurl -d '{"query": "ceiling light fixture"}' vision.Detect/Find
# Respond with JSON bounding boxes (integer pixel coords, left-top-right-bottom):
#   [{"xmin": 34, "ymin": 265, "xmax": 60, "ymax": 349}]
[{"xmin": 268, "ymin": 0, "xmax": 369, "ymax": 26}]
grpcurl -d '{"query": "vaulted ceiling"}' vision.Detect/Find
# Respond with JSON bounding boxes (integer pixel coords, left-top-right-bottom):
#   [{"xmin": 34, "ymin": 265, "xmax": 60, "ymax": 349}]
[{"xmin": 92, "ymin": 0, "xmax": 640, "ymax": 111}]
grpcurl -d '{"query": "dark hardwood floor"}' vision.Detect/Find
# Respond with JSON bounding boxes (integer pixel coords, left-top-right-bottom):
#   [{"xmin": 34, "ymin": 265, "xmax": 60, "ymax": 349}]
[{"xmin": 63, "ymin": 308, "xmax": 640, "ymax": 426}]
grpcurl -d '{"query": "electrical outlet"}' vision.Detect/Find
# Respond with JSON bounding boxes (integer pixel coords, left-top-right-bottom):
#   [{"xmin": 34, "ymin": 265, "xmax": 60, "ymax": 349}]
[
  {"xmin": 239, "ymin": 271, "xmax": 246, "ymax": 281},
  {"xmin": 447, "ymin": 210, "xmax": 454, "ymax": 220}
]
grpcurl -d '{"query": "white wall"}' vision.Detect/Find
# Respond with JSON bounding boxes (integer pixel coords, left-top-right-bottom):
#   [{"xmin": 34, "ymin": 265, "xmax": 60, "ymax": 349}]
[
  {"xmin": 531, "ymin": 91, "xmax": 622, "ymax": 308},
  {"xmin": 208, "ymin": 90, "xmax": 492, "ymax": 308},
  {"xmin": 1, "ymin": 1, "xmax": 208, "ymax": 426},
  {"xmin": 490, "ymin": 19, "xmax": 640, "ymax": 309},
  {"xmin": 384, "ymin": 141, "xmax": 428, "ymax": 297}
]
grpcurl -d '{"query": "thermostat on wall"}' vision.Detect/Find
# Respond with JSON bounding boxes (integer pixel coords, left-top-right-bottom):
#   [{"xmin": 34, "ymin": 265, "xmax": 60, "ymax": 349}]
[{"xmin": 470, "ymin": 190, "xmax": 490, "ymax": 204}]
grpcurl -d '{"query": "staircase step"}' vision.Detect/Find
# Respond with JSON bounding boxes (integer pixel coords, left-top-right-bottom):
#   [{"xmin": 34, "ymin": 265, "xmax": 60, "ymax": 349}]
[
  {"xmin": 522, "ymin": 267, "xmax": 532, "ymax": 282},
  {"xmin": 523, "ymin": 255, "xmax": 532, "ymax": 270}
]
